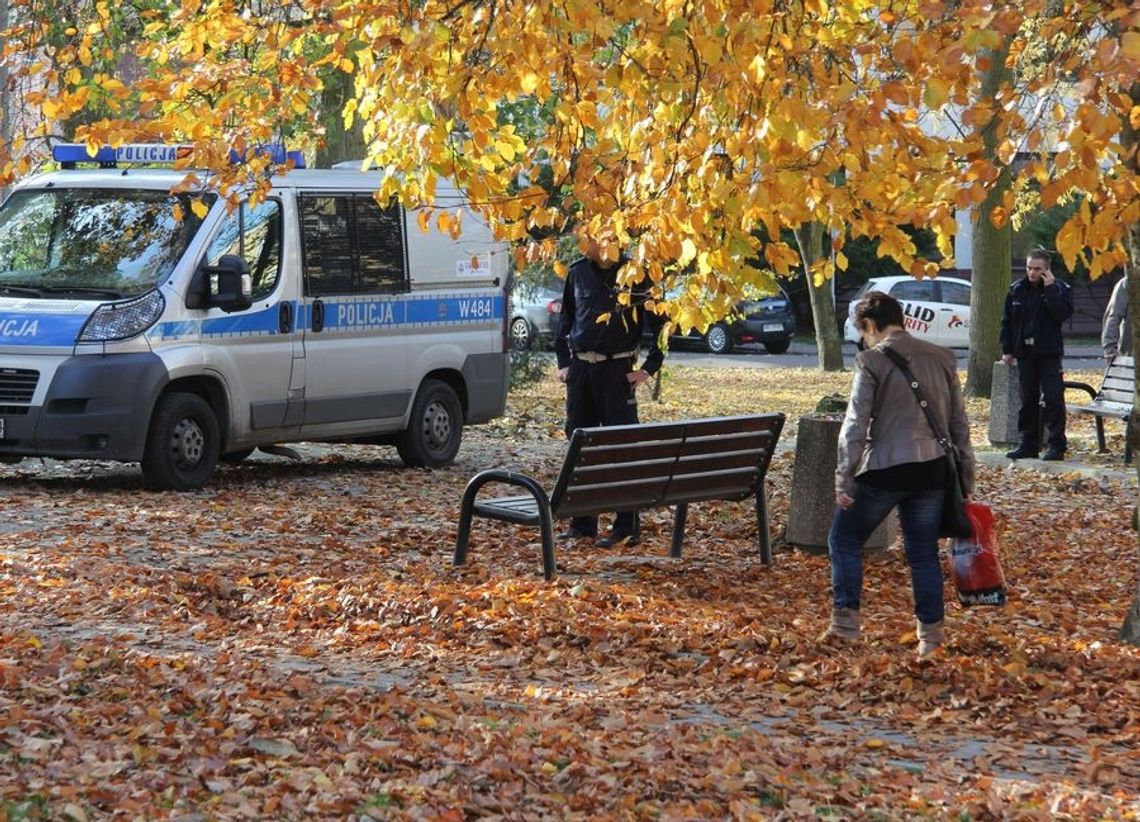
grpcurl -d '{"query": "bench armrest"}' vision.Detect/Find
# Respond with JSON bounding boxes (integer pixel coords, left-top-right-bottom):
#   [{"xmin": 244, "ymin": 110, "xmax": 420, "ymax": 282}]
[
  {"xmin": 454, "ymin": 469, "xmax": 557, "ymax": 580},
  {"xmin": 1063, "ymin": 380, "xmax": 1098, "ymax": 402},
  {"xmin": 462, "ymin": 468, "xmax": 550, "ymax": 504}
]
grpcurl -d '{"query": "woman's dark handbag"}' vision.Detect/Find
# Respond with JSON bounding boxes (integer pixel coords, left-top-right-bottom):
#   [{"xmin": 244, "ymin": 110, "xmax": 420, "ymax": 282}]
[
  {"xmin": 940, "ymin": 444, "xmax": 973, "ymax": 538},
  {"xmin": 881, "ymin": 348, "xmax": 973, "ymax": 539}
]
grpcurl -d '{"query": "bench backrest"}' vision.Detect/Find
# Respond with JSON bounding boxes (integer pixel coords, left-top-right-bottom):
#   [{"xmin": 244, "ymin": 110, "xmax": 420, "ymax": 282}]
[
  {"xmin": 549, "ymin": 413, "xmax": 786, "ymax": 519},
  {"xmin": 1096, "ymin": 355, "xmax": 1134, "ymax": 410}
]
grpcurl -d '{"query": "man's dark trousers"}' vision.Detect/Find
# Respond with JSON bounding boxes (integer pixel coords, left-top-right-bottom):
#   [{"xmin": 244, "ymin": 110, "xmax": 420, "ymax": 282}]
[
  {"xmin": 1016, "ymin": 353, "xmax": 1066, "ymax": 452},
  {"xmin": 564, "ymin": 357, "xmax": 640, "ymax": 539}
]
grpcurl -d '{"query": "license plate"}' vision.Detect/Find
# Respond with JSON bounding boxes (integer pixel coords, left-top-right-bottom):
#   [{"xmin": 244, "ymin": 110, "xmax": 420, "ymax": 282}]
[{"xmin": 762, "ymin": 323, "xmax": 783, "ymax": 333}]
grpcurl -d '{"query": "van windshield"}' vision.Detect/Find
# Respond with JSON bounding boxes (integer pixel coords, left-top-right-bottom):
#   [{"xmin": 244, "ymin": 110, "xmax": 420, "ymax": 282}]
[{"xmin": 0, "ymin": 187, "xmax": 213, "ymax": 299}]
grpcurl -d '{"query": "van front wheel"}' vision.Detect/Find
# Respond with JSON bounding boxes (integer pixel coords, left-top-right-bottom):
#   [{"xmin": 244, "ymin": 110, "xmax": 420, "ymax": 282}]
[
  {"xmin": 396, "ymin": 380, "xmax": 463, "ymax": 468},
  {"xmin": 141, "ymin": 392, "xmax": 220, "ymax": 490}
]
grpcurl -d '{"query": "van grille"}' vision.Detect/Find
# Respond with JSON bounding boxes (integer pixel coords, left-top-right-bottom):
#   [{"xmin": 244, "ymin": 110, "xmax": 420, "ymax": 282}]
[{"xmin": 0, "ymin": 368, "xmax": 39, "ymax": 403}]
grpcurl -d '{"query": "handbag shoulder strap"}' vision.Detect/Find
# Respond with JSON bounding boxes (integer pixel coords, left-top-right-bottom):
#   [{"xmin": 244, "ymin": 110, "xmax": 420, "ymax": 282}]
[{"xmin": 879, "ymin": 346, "xmax": 953, "ymax": 451}]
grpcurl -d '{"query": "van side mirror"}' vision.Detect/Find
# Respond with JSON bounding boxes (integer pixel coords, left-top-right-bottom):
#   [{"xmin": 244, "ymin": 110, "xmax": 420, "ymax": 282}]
[{"xmin": 187, "ymin": 254, "xmax": 252, "ymax": 313}]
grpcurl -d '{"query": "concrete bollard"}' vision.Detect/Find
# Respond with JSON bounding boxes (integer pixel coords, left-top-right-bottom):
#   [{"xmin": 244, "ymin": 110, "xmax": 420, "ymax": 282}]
[
  {"xmin": 988, "ymin": 360, "xmax": 1021, "ymax": 446},
  {"xmin": 784, "ymin": 413, "xmax": 896, "ymax": 553}
]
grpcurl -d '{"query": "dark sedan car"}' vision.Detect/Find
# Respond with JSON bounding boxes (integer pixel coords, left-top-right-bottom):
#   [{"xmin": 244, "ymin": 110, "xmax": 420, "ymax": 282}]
[
  {"xmin": 665, "ymin": 287, "xmax": 796, "ymax": 354},
  {"xmin": 508, "ymin": 285, "xmax": 562, "ymax": 350}
]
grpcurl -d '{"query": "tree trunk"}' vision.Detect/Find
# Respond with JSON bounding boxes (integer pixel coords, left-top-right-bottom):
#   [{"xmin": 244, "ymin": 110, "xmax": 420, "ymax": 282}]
[
  {"xmin": 965, "ymin": 208, "xmax": 1011, "ymax": 398},
  {"xmin": 1119, "ymin": 82, "xmax": 1140, "ymax": 646},
  {"xmin": 315, "ymin": 69, "xmax": 367, "ymax": 167},
  {"xmin": 794, "ymin": 222, "xmax": 844, "ymax": 371},
  {"xmin": 964, "ymin": 37, "xmax": 1013, "ymax": 399}
]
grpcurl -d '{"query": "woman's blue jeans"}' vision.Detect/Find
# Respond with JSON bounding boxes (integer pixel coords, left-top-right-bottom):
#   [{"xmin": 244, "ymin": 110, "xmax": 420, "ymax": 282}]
[{"xmin": 827, "ymin": 484, "xmax": 945, "ymax": 625}]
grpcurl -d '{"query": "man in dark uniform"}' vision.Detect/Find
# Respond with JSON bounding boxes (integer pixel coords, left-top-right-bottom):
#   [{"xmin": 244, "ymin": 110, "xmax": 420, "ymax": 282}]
[
  {"xmin": 554, "ymin": 236, "xmax": 666, "ymax": 547},
  {"xmin": 999, "ymin": 248, "xmax": 1074, "ymax": 461}
]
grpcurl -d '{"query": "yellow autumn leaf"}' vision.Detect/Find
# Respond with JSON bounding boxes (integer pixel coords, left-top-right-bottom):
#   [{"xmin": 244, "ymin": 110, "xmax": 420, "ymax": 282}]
[
  {"xmin": 678, "ymin": 238, "xmax": 697, "ymax": 267},
  {"xmin": 520, "ymin": 72, "xmax": 539, "ymax": 94},
  {"xmin": 1122, "ymin": 30, "xmax": 1140, "ymax": 60},
  {"xmin": 190, "ymin": 199, "xmax": 209, "ymax": 219},
  {"xmin": 922, "ymin": 78, "xmax": 948, "ymax": 109},
  {"xmin": 495, "ymin": 139, "xmax": 516, "ymax": 162}
]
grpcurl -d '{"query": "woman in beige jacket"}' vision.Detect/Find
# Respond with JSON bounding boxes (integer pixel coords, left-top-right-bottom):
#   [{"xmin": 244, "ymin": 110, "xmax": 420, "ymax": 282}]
[{"xmin": 823, "ymin": 291, "xmax": 975, "ymax": 657}]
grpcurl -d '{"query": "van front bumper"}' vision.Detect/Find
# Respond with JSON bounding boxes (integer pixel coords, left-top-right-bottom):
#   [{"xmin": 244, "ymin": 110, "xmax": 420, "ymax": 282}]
[{"xmin": 0, "ymin": 353, "xmax": 167, "ymax": 461}]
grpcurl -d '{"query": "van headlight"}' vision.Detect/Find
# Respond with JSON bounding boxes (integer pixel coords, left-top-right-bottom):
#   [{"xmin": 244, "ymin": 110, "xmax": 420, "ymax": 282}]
[{"xmin": 77, "ymin": 290, "xmax": 166, "ymax": 343}]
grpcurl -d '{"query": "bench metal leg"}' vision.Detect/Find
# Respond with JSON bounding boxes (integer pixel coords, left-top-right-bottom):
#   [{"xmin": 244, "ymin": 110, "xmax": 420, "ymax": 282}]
[
  {"xmin": 756, "ymin": 483, "xmax": 772, "ymax": 566},
  {"xmin": 453, "ymin": 478, "xmax": 483, "ymax": 567},
  {"xmin": 1095, "ymin": 417, "xmax": 1108, "ymax": 453},
  {"xmin": 670, "ymin": 503, "xmax": 689, "ymax": 558},
  {"xmin": 536, "ymin": 504, "xmax": 556, "ymax": 581}
]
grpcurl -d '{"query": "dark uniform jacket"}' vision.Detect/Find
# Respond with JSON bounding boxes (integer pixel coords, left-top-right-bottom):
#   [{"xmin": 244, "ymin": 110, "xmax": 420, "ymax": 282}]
[
  {"xmin": 554, "ymin": 256, "xmax": 666, "ymax": 375},
  {"xmin": 999, "ymin": 276, "xmax": 1074, "ymax": 358}
]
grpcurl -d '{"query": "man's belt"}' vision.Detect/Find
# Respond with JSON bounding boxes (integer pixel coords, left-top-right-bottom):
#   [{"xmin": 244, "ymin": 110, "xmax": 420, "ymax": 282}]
[{"xmin": 573, "ymin": 349, "xmax": 638, "ymax": 363}]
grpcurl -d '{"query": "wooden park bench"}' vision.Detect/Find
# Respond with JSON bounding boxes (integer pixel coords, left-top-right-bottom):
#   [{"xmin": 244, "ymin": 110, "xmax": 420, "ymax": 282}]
[
  {"xmin": 453, "ymin": 414, "xmax": 786, "ymax": 580},
  {"xmin": 1067, "ymin": 354, "xmax": 1134, "ymax": 464}
]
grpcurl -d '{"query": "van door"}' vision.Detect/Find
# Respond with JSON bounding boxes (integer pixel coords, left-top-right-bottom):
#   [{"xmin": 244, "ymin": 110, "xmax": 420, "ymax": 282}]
[
  {"xmin": 197, "ymin": 198, "xmax": 302, "ymax": 435},
  {"xmin": 888, "ymin": 279, "xmax": 940, "ymax": 344},
  {"xmin": 296, "ymin": 193, "xmax": 410, "ymax": 433},
  {"xmin": 936, "ymin": 280, "xmax": 972, "ymax": 348}
]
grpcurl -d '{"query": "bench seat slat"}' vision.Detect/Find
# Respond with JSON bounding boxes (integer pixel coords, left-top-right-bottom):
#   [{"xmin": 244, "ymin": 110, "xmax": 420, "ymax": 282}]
[
  {"xmin": 1100, "ymin": 377, "xmax": 1133, "ymax": 393},
  {"xmin": 559, "ymin": 480, "xmax": 670, "ymax": 516},
  {"xmin": 671, "ymin": 450, "xmax": 770, "ymax": 475},
  {"xmin": 677, "ymin": 430, "xmax": 775, "ymax": 454},
  {"xmin": 1096, "ymin": 388, "xmax": 1133, "ymax": 404},
  {"xmin": 1071, "ymin": 402, "xmax": 1130, "ymax": 418},
  {"xmin": 664, "ymin": 468, "xmax": 760, "ymax": 504},
  {"xmin": 579, "ymin": 423, "xmax": 689, "ymax": 446},
  {"xmin": 573, "ymin": 458, "xmax": 683, "ymax": 486},
  {"xmin": 575, "ymin": 440, "xmax": 684, "ymax": 466}
]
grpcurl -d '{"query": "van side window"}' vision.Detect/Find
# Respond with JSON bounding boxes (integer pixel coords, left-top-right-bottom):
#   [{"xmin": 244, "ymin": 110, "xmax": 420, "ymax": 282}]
[
  {"xmin": 300, "ymin": 194, "xmax": 407, "ymax": 295},
  {"xmin": 205, "ymin": 200, "xmax": 282, "ymax": 301}
]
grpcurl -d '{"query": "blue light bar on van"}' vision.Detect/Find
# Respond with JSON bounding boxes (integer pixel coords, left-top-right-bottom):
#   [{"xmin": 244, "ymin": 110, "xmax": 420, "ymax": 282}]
[
  {"xmin": 228, "ymin": 145, "xmax": 306, "ymax": 168},
  {"xmin": 52, "ymin": 143, "xmax": 305, "ymax": 169}
]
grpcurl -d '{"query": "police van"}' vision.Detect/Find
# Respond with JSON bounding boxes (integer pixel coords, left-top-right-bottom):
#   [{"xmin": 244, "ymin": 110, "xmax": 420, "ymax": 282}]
[{"xmin": 0, "ymin": 144, "xmax": 510, "ymax": 489}]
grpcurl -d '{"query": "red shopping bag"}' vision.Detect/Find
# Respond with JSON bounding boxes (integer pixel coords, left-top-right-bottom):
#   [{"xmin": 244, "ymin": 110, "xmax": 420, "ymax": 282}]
[{"xmin": 948, "ymin": 501, "xmax": 1006, "ymax": 607}]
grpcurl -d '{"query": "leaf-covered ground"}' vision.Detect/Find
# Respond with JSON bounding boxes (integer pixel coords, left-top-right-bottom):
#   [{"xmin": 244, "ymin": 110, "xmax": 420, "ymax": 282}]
[{"xmin": 1, "ymin": 364, "xmax": 1137, "ymax": 820}]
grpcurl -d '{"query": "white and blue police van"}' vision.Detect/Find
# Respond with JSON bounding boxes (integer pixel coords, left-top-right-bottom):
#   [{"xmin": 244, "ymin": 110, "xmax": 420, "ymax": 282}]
[{"xmin": 0, "ymin": 144, "xmax": 510, "ymax": 489}]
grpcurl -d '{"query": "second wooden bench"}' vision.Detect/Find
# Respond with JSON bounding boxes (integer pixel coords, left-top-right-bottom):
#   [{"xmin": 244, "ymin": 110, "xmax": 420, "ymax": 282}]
[{"xmin": 1068, "ymin": 354, "xmax": 1134, "ymax": 463}]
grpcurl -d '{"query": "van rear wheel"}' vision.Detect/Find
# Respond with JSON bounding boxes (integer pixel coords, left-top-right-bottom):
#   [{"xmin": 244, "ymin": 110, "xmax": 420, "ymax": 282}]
[
  {"xmin": 141, "ymin": 392, "xmax": 220, "ymax": 490},
  {"xmin": 396, "ymin": 379, "xmax": 463, "ymax": 467}
]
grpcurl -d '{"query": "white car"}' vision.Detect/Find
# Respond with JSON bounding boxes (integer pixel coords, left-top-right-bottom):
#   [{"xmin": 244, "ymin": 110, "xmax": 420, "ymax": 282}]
[{"xmin": 844, "ymin": 275, "xmax": 971, "ymax": 348}]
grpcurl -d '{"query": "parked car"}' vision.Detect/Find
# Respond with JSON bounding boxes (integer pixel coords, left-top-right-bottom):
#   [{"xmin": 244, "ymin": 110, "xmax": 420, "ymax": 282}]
[
  {"xmin": 508, "ymin": 285, "xmax": 562, "ymax": 350},
  {"xmin": 843, "ymin": 275, "xmax": 971, "ymax": 348},
  {"xmin": 663, "ymin": 287, "xmax": 797, "ymax": 355}
]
